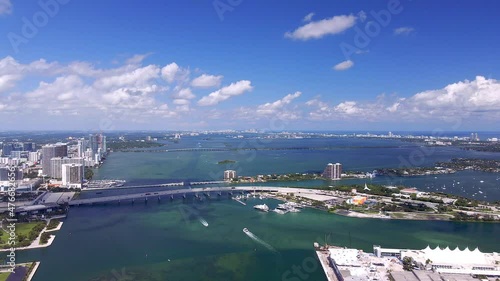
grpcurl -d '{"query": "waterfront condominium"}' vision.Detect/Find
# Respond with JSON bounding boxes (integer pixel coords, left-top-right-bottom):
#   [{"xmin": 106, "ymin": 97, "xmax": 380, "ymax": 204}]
[
  {"xmin": 322, "ymin": 163, "xmax": 342, "ymax": 180},
  {"xmin": 224, "ymin": 170, "xmax": 237, "ymax": 181},
  {"xmin": 41, "ymin": 143, "xmax": 68, "ymax": 176}
]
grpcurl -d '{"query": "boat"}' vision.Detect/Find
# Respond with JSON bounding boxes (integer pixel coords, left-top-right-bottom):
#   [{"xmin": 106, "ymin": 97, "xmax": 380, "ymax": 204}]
[
  {"xmin": 273, "ymin": 208, "xmax": 287, "ymax": 214},
  {"xmin": 480, "ymin": 180, "xmax": 484, "ymax": 183},
  {"xmin": 254, "ymin": 204, "xmax": 269, "ymax": 212},
  {"xmin": 243, "ymin": 228, "xmax": 249, "ymax": 233},
  {"xmin": 200, "ymin": 219, "xmax": 209, "ymax": 227}
]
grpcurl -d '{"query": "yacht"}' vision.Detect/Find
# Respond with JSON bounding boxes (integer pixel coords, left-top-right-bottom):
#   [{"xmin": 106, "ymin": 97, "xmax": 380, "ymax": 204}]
[
  {"xmin": 254, "ymin": 204, "xmax": 269, "ymax": 212},
  {"xmin": 273, "ymin": 208, "xmax": 288, "ymax": 214}
]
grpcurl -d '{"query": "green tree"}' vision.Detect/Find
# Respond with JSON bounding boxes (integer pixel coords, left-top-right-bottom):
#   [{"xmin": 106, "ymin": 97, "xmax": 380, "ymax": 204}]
[
  {"xmin": 84, "ymin": 167, "xmax": 94, "ymax": 181},
  {"xmin": 402, "ymin": 257, "xmax": 414, "ymax": 271}
]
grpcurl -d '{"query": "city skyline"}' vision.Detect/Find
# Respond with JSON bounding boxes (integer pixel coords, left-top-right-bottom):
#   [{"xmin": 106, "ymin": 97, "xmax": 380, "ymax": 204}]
[{"xmin": 0, "ymin": 0, "xmax": 499, "ymax": 131}]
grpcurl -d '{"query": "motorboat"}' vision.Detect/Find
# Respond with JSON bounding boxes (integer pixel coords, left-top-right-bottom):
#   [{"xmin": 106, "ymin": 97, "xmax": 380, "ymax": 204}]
[{"xmin": 254, "ymin": 204, "xmax": 269, "ymax": 212}]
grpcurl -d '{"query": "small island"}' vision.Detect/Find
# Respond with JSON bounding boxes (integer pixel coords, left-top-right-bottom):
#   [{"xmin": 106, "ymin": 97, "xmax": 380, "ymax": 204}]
[{"xmin": 218, "ymin": 159, "xmax": 236, "ymax": 164}]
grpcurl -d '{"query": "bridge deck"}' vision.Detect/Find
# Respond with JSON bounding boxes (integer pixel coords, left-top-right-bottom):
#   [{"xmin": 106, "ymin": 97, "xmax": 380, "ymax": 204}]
[{"xmin": 69, "ymin": 187, "xmax": 279, "ymax": 205}]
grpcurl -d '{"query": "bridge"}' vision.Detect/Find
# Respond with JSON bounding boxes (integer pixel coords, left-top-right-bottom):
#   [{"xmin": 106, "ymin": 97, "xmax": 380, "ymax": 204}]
[
  {"xmin": 84, "ymin": 181, "xmax": 227, "ymax": 191},
  {"xmin": 68, "ymin": 186, "xmax": 282, "ymax": 206}
]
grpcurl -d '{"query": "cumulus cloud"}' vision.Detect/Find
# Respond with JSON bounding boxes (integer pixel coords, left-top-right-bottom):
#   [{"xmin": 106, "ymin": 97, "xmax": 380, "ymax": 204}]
[
  {"xmin": 172, "ymin": 88, "xmax": 195, "ymax": 100},
  {"xmin": 285, "ymin": 14, "xmax": 357, "ymax": 40},
  {"xmin": 333, "ymin": 60, "xmax": 354, "ymax": 71},
  {"xmin": 307, "ymin": 76, "xmax": 500, "ymax": 124},
  {"xmin": 394, "ymin": 27, "xmax": 415, "ymax": 36},
  {"xmin": 400, "ymin": 76, "xmax": 500, "ymax": 117},
  {"xmin": 161, "ymin": 63, "xmax": 180, "ymax": 83},
  {"xmin": 303, "ymin": 12, "xmax": 315, "ymax": 22},
  {"xmin": 191, "ymin": 74, "xmax": 223, "ymax": 88},
  {"xmin": 0, "ymin": 0, "xmax": 12, "ymax": 15},
  {"xmin": 257, "ymin": 92, "xmax": 301, "ymax": 114},
  {"xmin": 198, "ymin": 80, "xmax": 253, "ymax": 106}
]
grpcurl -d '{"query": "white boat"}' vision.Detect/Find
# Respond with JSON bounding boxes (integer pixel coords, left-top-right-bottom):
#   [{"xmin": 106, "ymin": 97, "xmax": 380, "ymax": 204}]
[
  {"xmin": 273, "ymin": 208, "xmax": 288, "ymax": 214},
  {"xmin": 254, "ymin": 204, "xmax": 269, "ymax": 212},
  {"xmin": 480, "ymin": 180, "xmax": 484, "ymax": 183},
  {"xmin": 243, "ymin": 228, "xmax": 249, "ymax": 233}
]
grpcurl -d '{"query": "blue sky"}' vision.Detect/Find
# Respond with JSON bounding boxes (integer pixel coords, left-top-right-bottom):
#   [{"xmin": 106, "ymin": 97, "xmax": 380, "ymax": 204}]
[{"xmin": 0, "ymin": 0, "xmax": 499, "ymax": 131}]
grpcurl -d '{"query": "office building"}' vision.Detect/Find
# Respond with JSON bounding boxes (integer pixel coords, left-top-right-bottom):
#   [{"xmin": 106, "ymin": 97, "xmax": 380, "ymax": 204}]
[
  {"xmin": 62, "ymin": 163, "xmax": 83, "ymax": 187},
  {"xmin": 0, "ymin": 166, "xmax": 23, "ymax": 181},
  {"xmin": 23, "ymin": 142, "xmax": 36, "ymax": 152},
  {"xmin": 1, "ymin": 143, "xmax": 13, "ymax": 156},
  {"xmin": 322, "ymin": 163, "xmax": 342, "ymax": 180},
  {"xmin": 224, "ymin": 170, "xmax": 237, "ymax": 181},
  {"xmin": 42, "ymin": 144, "xmax": 68, "ymax": 176}
]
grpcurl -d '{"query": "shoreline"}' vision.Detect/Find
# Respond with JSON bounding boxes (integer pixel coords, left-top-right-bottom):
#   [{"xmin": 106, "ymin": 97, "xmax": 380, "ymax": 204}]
[{"xmin": 0, "ymin": 222, "xmax": 60, "ymax": 252}]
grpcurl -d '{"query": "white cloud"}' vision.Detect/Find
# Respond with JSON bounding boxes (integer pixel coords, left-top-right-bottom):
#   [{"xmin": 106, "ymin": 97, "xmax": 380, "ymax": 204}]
[
  {"xmin": 257, "ymin": 92, "xmax": 301, "ymax": 114},
  {"xmin": 0, "ymin": 0, "xmax": 12, "ymax": 15},
  {"xmin": 402, "ymin": 76, "xmax": 500, "ymax": 117},
  {"xmin": 172, "ymin": 88, "xmax": 195, "ymax": 100},
  {"xmin": 198, "ymin": 80, "xmax": 253, "ymax": 106},
  {"xmin": 126, "ymin": 53, "xmax": 152, "ymax": 65},
  {"xmin": 94, "ymin": 65, "xmax": 160, "ymax": 89},
  {"xmin": 161, "ymin": 63, "xmax": 179, "ymax": 83},
  {"xmin": 307, "ymin": 76, "xmax": 500, "ymax": 124},
  {"xmin": 285, "ymin": 14, "xmax": 357, "ymax": 40},
  {"xmin": 394, "ymin": 27, "xmax": 415, "ymax": 36},
  {"xmin": 334, "ymin": 101, "xmax": 360, "ymax": 115},
  {"xmin": 303, "ymin": 12, "xmax": 315, "ymax": 22},
  {"xmin": 191, "ymin": 74, "xmax": 223, "ymax": 88},
  {"xmin": 333, "ymin": 60, "xmax": 354, "ymax": 71}
]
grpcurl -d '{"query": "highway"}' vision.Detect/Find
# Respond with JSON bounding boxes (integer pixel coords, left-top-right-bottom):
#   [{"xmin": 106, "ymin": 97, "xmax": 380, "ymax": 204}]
[{"xmin": 68, "ymin": 186, "xmax": 335, "ymax": 206}]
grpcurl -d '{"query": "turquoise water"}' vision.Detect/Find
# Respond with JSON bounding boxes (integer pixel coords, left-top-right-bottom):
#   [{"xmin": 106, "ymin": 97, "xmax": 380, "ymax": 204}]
[
  {"xmin": 93, "ymin": 137, "xmax": 500, "ymax": 201},
  {"xmin": 13, "ymin": 137, "xmax": 500, "ymax": 280},
  {"xmin": 18, "ymin": 198, "xmax": 500, "ymax": 281}
]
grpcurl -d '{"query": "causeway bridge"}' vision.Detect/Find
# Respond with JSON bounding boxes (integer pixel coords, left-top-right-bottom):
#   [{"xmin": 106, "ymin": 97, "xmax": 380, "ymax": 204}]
[{"xmin": 68, "ymin": 186, "xmax": 284, "ymax": 206}]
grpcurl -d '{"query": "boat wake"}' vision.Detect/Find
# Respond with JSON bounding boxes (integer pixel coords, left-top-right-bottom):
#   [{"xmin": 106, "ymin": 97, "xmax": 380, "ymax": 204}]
[
  {"xmin": 243, "ymin": 228, "xmax": 277, "ymax": 252},
  {"xmin": 199, "ymin": 217, "xmax": 209, "ymax": 227}
]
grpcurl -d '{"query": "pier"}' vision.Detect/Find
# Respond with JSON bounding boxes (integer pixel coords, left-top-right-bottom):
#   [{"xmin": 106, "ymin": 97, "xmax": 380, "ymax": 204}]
[{"xmin": 232, "ymin": 198, "xmax": 247, "ymax": 205}]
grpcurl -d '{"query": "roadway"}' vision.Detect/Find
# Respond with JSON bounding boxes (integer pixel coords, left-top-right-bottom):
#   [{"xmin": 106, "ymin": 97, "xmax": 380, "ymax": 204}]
[{"xmin": 68, "ymin": 186, "xmax": 335, "ymax": 206}]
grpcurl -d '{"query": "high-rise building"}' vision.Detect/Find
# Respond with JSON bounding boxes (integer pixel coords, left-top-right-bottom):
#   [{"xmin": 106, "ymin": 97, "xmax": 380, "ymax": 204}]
[
  {"xmin": 77, "ymin": 139, "xmax": 86, "ymax": 157},
  {"xmin": 89, "ymin": 134, "xmax": 106, "ymax": 152},
  {"xmin": 42, "ymin": 144, "xmax": 68, "ymax": 176},
  {"xmin": 28, "ymin": 152, "xmax": 40, "ymax": 163},
  {"xmin": 224, "ymin": 170, "xmax": 237, "ymax": 181},
  {"xmin": 23, "ymin": 142, "xmax": 36, "ymax": 152},
  {"xmin": 1, "ymin": 143, "xmax": 13, "ymax": 156},
  {"xmin": 10, "ymin": 151, "xmax": 22, "ymax": 159},
  {"xmin": 0, "ymin": 166, "xmax": 23, "ymax": 181},
  {"xmin": 322, "ymin": 163, "xmax": 342, "ymax": 180},
  {"xmin": 50, "ymin": 157, "xmax": 84, "ymax": 179},
  {"xmin": 62, "ymin": 163, "xmax": 83, "ymax": 186}
]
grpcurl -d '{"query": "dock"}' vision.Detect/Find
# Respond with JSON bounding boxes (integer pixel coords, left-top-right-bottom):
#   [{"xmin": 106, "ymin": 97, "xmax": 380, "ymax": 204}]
[{"xmin": 232, "ymin": 198, "xmax": 247, "ymax": 205}]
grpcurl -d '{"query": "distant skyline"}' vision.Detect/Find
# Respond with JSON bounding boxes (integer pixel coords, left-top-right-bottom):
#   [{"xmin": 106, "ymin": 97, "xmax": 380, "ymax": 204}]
[{"xmin": 0, "ymin": 0, "xmax": 499, "ymax": 131}]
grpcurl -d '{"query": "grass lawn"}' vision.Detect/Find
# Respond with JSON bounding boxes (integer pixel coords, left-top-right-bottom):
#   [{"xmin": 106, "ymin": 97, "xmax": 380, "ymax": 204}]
[
  {"xmin": 0, "ymin": 222, "xmax": 46, "ymax": 248},
  {"xmin": 0, "ymin": 272, "xmax": 10, "ymax": 281}
]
